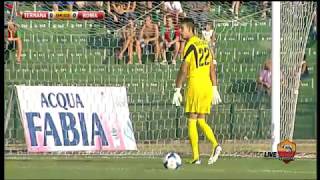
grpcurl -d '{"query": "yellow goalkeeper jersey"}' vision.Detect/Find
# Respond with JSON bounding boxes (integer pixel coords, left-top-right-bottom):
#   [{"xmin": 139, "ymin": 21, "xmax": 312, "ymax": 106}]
[{"xmin": 183, "ymin": 35, "xmax": 214, "ymax": 84}]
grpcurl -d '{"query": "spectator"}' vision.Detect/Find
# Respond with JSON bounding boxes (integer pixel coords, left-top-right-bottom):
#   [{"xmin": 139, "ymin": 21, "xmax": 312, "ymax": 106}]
[
  {"xmin": 136, "ymin": 15, "xmax": 160, "ymax": 64},
  {"xmin": 106, "ymin": 1, "xmax": 118, "ymax": 24},
  {"xmin": 163, "ymin": 1, "xmax": 184, "ymax": 25},
  {"xmin": 257, "ymin": 59, "xmax": 272, "ymax": 96},
  {"xmin": 146, "ymin": 1, "xmax": 153, "ymax": 12},
  {"xmin": 5, "ymin": 1, "xmax": 17, "ymax": 21},
  {"xmin": 312, "ymin": 10, "xmax": 316, "ymax": 40},
  {"xmin": 51, "ymin": 1, "xmax": 74, "ymax": 11},
  {"xmin": 105, "ymin": 2, "xmax": 126, "ymax": 30},
  {"xmin": 136, "ymin": 1, "xmax": 152, "ymax": 15},
  {"xmin": 123, "ymin": 1, "xmax": 137, "ymax": 22},
  {"xmin": 160, "ymin": 16, "xmax": 181, "ymax": 65},
  {"xmin": 185, "ymin": 2, "xmax": 211, "ymax": 31},
  {"xmin": 136, "ymin": 1, "xmax": 161, "ymax": 26},
  {"xmin": 7, "ymin": 21, "xmax": 23, "ymax": 64},
  {"xmin": 261, "ymin": 1, "xmax": 270, "ymax": 19},
  {"xmin": 229, "ymin": 1, "xmax": 241, "ymax": 19},
  {"xmin": 135, "ymin": 1, "xmax": 146, "ymax": 17},
  {"xmin": 202, "ymin": 22, "xmax": 216, "ymax": 54},
  {"xmin": 4, "ymin": 22, "xmax": 10, "ymax": 64},
  {"xmin": 300, "ymin": 54, "xmax": 310, "ymax": 80},
  {"xmin": 75, "ymin": 1, "xmax": 104, "ymax": 10},
  {"xmin": 111, "ymin": 2, "xmax": 126, "ymax": 27},
  {"xmin": 118, "ymin": 18, "xmax": 137, "ymax": 64},
  {"xmin": 255, "ymin": 59, "xmax": 272, "ymax": 108}
]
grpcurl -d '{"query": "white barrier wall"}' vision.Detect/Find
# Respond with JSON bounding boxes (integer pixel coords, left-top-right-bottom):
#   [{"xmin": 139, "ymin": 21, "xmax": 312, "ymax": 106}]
[{"xmin": 15, "ymin": 85, "xmax": 137, "ymax": 152}]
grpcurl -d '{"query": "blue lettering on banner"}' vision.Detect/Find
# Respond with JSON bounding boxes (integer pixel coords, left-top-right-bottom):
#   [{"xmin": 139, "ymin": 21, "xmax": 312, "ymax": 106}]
[
  {"xmin": 66, "ymin": 93, "xmax": 75, "ymax": 108},
  {"xmin": 60, "ymin": 112, "xmax": 80, "ymax": 146},
  {"xmin": 57, "ymin": 93, "xmax": 67, "ymax": 110},
  {"xmin": 40, "ymin": 93, "xmax": 84, "ymax": 110},
  {"xmin": 75, "ymin": 94, "xmax": 84, "ymax": 108},
  {"xmin": 44, "ymin": 113, "xmax": 62, "ymax": 146},
  {"xmin": 26, "ymin": 112, "xmax": 109, "ymax": 147},
  {"xmin": 26, "ymin": 112, "xmax": 42, "ymax": 146},
  {"xmin": 48, "ymin": 93, "xmax": 57, "ymax": 108},
  {"xmin": 91, "ymin": 113, "xmax": 108, "ymax": 146},
  {"xmin": 41, "ymin": 94, "xmax": 49, "ymax": 108},
  {"xmin": 78, "ymin": 113, "xmax": 89, "ymax": 146}
]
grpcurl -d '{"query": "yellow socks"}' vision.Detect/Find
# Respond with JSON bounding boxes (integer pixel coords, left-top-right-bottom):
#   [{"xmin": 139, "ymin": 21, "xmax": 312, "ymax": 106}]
[
  {"xmin": 188, "ymin": 118, "xmax": 219, "ymax": 161},
  {"xmin": 188, "ymin": 118, "xmax": 199, "ymax": 161},
  {"xmin": 197, "ymin": 118, "xmax": 219, "ymax": 155}
]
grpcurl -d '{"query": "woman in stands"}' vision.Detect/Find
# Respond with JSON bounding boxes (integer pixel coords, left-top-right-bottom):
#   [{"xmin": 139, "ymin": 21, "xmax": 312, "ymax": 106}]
[
  {"xmin": 118, "ymin": 18, "xmax": 137, "ymax": 64},
  {"xmin": 7, "ymin": 21, "xmax": 23, "ymax": 64}
]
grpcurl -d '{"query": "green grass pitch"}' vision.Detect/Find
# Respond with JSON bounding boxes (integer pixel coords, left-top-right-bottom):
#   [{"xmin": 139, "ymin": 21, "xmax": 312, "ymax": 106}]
[{"xmin": 5, "ymin": 156, "xmax": 316, "ymax": 179}]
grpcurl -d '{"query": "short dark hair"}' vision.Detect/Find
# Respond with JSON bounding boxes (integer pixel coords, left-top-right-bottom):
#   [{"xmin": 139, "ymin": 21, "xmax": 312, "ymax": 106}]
[{"xmin": 180, "ymin": 17, "xmax": 195, "ymax": 33}]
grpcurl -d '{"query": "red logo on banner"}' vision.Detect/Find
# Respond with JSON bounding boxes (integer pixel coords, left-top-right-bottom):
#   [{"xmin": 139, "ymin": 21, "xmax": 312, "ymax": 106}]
[
  {"xmin": 22, "ymin": 11, "xmax": 48, "ymax": 19},
  {"xmin": 77, "ymin": 11, "xmax": 105, "ymax": 20},
  {"xmin": 277, "ymin": 139, "xmax": 296, "ymax": 164}
]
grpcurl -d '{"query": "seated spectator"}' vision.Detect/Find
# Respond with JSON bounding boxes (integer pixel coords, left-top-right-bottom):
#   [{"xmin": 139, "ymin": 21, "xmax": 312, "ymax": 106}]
[
  {"xmin": 118, "ymin": 18, "xmax": 137, "ymax": 64},
  {"xmin": 300, "ymin": 54, "xmax": 310, "ymax": 80},
  {"xmin": 76, "ymin": 1, "xmax": 104, "ymax": 10},
  {"xmin": 185, "ymin": 2, "xmax": 211, "ymax": 31},
  {"xmin": 202, "ymin": 22, "xmax": 216, "ymax": 54},
  {"xmin": 7, "ymin": 21, "xmax": 23, "ymax": 64},
  {"xmin": 136, "ymin": 15, "xmax": 160, "ymax": 64},
  {"xmin": 229, "ymin": 1, "xmax": 241, "ymax": 19},
  {"xmin": 160, "ymin": 16, "xmax": 181, "ymax": 65},
  {"xmin": 51, "ymin": 1, "xmax": 74, "ymax": 11}
]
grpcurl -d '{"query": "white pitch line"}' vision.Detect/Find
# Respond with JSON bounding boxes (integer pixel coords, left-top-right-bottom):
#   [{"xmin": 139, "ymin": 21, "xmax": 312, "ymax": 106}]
[{"xmin": 248, "ymin": 169, "xmax": 316, "ymax": 174}]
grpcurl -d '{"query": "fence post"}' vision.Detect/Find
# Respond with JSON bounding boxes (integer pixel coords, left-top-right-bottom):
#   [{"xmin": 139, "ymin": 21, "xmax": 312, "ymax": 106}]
[{"xmin": 229, "ymin": 103, "xmax": 235, "ymax": 139}]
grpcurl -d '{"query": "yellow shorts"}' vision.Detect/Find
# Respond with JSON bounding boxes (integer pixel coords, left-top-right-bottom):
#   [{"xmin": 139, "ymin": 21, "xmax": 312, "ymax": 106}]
[{"xmin": 184, "ymin": 81, "xmax": 212, "ymax": 114}]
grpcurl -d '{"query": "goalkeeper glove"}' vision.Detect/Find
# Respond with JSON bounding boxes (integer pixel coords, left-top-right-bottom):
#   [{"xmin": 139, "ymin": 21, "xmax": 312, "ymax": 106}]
[
  {"xmin": 172, "ymin": 88, "xmax": 182, "ymax": 107},
  {"xmin": 212, "ymin": 86, "xmax": 222, "ymax": 105}
]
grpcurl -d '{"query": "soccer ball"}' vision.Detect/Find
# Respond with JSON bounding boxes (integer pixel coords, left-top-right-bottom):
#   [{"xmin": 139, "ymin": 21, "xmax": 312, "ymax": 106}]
[{"xmin": 163, "ymin": 152, "xmax": 182, "ymax": 170}]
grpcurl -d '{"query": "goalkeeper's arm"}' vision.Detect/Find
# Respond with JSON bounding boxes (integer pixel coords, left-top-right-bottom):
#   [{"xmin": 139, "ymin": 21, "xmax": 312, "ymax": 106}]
[
  {"xmin": 210, "ymin": 59, "xmax": 217, "ymax": 86},
  {"xmin": 210, "ymin": 59, "xmax": 222, "ymax": 105},
  {"xmin": 172, "ymin": 61, "xmax": 188, "ymax": 106},
  {"xmin": 176, "ymin": 61, "xmax": 188, "ymax": 88}
]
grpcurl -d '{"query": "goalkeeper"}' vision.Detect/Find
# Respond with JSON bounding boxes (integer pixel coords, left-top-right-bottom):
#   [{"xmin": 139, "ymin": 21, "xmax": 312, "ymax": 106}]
[{"xmin": 172, "ymin": 18, "xmax": 222, "ymax": 165}]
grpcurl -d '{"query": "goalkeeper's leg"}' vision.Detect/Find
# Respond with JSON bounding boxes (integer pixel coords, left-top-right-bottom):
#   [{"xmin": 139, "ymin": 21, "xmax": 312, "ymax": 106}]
[
  {"xmin": 197, "ymin": 116, "xmax": 219, "ymax": 152},
  {"xmin": 197, "ymin": 115, "xmax": 222, "ymax": 164},
  {"xmin": 188, "ymin": 116, "xmax": 200, "ymax": 164}
]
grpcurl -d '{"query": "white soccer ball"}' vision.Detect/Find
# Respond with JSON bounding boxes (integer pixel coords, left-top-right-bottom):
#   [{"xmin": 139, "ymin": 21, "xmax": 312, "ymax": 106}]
[{"xmin": 163, "ymin": 152, "xmax": 182, "ymax": 170}]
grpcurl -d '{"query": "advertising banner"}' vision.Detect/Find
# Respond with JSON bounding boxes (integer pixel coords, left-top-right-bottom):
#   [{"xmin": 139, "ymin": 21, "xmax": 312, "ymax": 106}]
[{"xmin": 16, "ymin": 85, "xmax": 137, "ymax": 152}]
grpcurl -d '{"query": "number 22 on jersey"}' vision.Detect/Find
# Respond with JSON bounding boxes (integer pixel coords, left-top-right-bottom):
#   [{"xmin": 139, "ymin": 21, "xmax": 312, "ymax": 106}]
[{"xmin": 196, "ymin": 47, "xmax": 210, "ymax": 68}]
